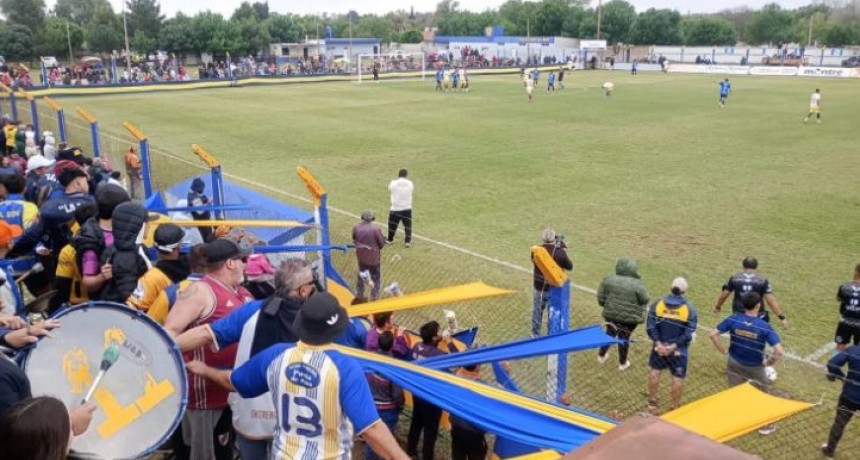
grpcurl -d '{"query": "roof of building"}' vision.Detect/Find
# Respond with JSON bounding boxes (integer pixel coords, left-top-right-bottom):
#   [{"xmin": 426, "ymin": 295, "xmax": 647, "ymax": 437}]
[{"xmin": 325, "ymin": 38, "xmax": 380, "ymax": 45}]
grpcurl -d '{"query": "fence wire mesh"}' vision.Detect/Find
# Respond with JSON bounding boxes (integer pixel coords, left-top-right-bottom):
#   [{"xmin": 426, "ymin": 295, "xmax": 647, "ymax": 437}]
[{"xmin": 21, "ymin": 97, "xmax": 860, "ymax": 460}]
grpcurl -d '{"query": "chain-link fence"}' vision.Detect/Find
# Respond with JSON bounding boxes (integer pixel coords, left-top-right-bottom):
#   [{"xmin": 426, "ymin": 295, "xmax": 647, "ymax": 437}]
[{"xmin": 18, "ymin": 95, "xmax": 860, "ymax": 459}]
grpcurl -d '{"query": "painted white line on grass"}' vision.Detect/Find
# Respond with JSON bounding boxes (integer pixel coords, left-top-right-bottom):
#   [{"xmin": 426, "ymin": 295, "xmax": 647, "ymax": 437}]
[{"xmin": 805, "ymin": 342, "xmax": 836, "ymax": 362}]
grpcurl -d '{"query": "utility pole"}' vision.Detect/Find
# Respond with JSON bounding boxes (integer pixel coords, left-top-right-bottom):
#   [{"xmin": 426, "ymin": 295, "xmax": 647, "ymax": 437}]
[
  {"xmin": 66, "ymin": 21, "xmax": 74, "ymax": 64},
  {"xmin": 597, "ymin": 0, "xmax": 603, "ymax": 40},
  {"xmin": 122, "ymin": 7, "xmax": 132, "ymax": 72},
  {"xmin": 807, "ymin": 15, "xmax": 814, "ymax": 47}
]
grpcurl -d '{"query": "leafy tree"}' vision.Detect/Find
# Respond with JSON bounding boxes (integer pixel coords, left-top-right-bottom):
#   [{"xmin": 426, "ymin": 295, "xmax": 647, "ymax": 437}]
[
  {"xmin": 130, "ymin": 28, "xmax": 156, "ymax": 53},
  {"xmin": 355, "ymin": 15, "xmax": 395, "ymax": 42},
  {"xmin": 38, "ymin": 16, "xmax": 84, "ymax": 56},
  {"xmin": 233, "ymin": 18, "xmax": 271, "ymax": 54},
  {"xmin": 531, "ymin": 0, "xmax": 571, "ymax": 36},
  {"xmin": 435, "ymin": 0, "xmax": 460, "ymax": 18},
  {"xmin": 399, "ymin": 29, "xmax": 423, "ymax": 43},
  {"xmin": 600, "ymin": 0, "xmax": 636, "ymax": 44},
  {"xmin": 680, "ymin": 17, "xmax": 737, "ymax": 46},
  {"xmin": 54, "ymin": 0, "xmax": 108, "ymax": 26},
  {"xmin": 822, "ymin": 22, "xmax": 859, "ymax": 47},
  {"xmin": 714, "ymin": 7, "xmax": 755, "ymax": 43},
  {"xmin": 747, "ymin": 3, "xmax": 799, "ymax": 45},
  {"xmin": 0, "ymin": 23, "xmax": 35, "ymax": 59},
  {"xmin": 630, "ymin": 8, "xmax": 682, "ymax": 45},
  {"xmin": 498, "ymin": 0, "xmax": 538, "ymax": 36},
  {"xmin": 251, "ymin": 1, "xmax": 268, "ymax": 20},
  {"xmin": 125, "ymin": 0, "xmax": 164, "ymax": 40},
  {"xmin": 437, "ymin": 11, "xmax": 495, "ymax": 36},
  {"xmin": 158, "ymin": 13, "xmax": 195, "ymax": 54},
  {"xmin": 85, "ymin": 2, "xmax": 122, "ymax": 53},
  {"xmin": 560, "ymin": 4, "xmax": 586, "ymax": 37},
  {"xmin": 264, "ymin": 13, "xmax": 302, "ymax": 43},
  {"xmin": 0, "ymin": 0, "xmax": 46, "ymax": 34},
  {"xmin": 192, "ymin": 11, "xmax": 239, "ymax": 53},
  {"xmin": 231, "ymin": 1, "xmax": 259, "ymax": 22}
]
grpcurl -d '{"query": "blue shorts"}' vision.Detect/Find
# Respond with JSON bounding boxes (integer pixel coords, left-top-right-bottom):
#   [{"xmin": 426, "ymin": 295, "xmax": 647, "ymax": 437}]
[{"xmin": 648, "ymin": 350, "xmax": 688, "ymax": 378}]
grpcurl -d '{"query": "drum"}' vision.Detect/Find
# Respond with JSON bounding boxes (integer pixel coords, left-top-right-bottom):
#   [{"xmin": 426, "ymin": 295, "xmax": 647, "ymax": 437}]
[{"xmin": 20, "ymin": 302, "xmax": 187, "ymax": 460}]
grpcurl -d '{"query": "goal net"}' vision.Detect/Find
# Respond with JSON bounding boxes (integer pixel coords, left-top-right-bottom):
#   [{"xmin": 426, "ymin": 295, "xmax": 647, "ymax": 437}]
[{"xmin": 357, "ymin": 51, "xmax": 426, "ymax": 83}]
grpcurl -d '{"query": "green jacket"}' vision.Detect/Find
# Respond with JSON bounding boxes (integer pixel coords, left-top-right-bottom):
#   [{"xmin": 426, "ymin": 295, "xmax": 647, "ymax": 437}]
[{"xmin": 597, "ymin": 257, "xmax": 650, "ymax": 324}]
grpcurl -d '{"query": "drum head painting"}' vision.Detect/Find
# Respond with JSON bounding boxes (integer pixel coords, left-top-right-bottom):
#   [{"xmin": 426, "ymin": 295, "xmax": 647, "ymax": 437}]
[{"xmin": 21, "ymin": 302, "xmax": 187, "ymax": 459}]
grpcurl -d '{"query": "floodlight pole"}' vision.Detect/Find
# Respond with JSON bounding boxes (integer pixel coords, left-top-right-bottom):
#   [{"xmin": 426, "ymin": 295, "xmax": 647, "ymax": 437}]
[
  {"xmin": 66, "ymin": 21, "xmax": 74, "ymax": 64},
  {"xmin": 122, "ymin": 8, "xmax": 132, "ymax": 72},
  {"xmin": 597, "ymin": 0, "xmax": 603, "ymax": 40}
]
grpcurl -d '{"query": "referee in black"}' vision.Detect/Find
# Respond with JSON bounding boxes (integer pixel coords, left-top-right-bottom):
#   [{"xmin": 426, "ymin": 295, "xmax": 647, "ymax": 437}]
[
  {"xmin": 835, "ymin": 263, "xmax": 860, "ymax": 351},
  {"xmin": 713, "ymin": 257, "xmax": 789, "ymax": 329}
]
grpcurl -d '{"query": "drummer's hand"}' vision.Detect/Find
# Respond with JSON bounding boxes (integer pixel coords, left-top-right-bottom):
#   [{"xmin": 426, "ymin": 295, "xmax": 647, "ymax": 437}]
[
  {"xmin": 100, "ymin": 263, "xmax": 113, "ymax": 280},
  {"xmin": 3, "ymin": 324, "xmax": 52, "ymax": 348},
  {"xmin": 186, "ymin": 360, "xmax": 211, "ymax": 377},
  {"xmin": 0, "ymin": 315, "xmax": 27, "ymax": 330},
  {"xmin": 70, "ymin": 402, "xmax": 97, "ymax": 436}
]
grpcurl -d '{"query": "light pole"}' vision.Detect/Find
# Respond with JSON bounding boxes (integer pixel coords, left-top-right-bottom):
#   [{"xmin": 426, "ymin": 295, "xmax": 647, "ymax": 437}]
[
  {"xmin": 596, "ymin": 0, "xmax": 603, "ymax": 40},
  {"xmin": 66, "ymin": 21, "xmax": 74, "ymax": 64},
  {"xmin": 122, "ymin": 8, "xmax": 132, "ymax": 72}
]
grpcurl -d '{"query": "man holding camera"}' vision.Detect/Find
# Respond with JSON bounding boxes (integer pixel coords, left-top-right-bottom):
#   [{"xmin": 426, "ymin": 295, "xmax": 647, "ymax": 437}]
[{"xmin": 531, "ymin": 227, "xmax": 573, "ymax": 337}]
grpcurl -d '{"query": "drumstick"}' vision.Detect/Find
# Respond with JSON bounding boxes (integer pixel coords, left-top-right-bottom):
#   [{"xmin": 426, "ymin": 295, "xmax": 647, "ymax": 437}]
[{"xmin": 81, "ymin": 344, "xmax": 121, "ymax": 404}]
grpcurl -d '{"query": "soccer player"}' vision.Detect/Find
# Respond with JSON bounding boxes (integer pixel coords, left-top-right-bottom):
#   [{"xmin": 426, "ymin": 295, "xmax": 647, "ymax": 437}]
[
  {"xmin": 459, "ymin": 67, "xmax": 468, "ymax": 91},
  {"xmin": 188, "ymin": 292, "xmax": 409, "ymax": 460},
  {"xmin": 710, "ymin": 291, "xmax": 784, "ymax": 435},
  {"xmin": 821, "ymin": 344, "xmax": 860, "ymax": 457},
  {"xmin": 442, "ymin": 68, "xmax": 450, "ymax": 92},
  {"xmin": 646, "ymin": 278, "xmax": 697, "ymax": 413},
  {"xmin": 713, "ymin": 257, "xmax": 789, "ymax": 329},
  {"xmin": 524, "ymin": 72, "xmax": 535, "ymax": 103},
  {"xmin": 558, "ymin": 66, "xmax": 565, "ymax": 90},
  {"xmin": 804, "ymin": 88, "xmax": 822, "ymax": 124},
  {"xmin": 602, "ymin": 82, "xmax": 614, "ymax": 97},
  {"xmin": 451, "ymin": 67, "xmax": 460, "ymax": 92},
  {"xmin": 532, "ymin": 68, "xmax": 540, "ymax": 86},
  {"xmin": 835, "ymin": 264, "xmax": 860, "ymax": 351},
  {"xmin": 718, "ymin": 78, "xmax": 731, "ymax": 107},
  {"xmin": 547, "ymin": 71, "xmax": 556, "ymax": 92},
  {"xmin": 435, "ymin": 68, "xmax": 443, "ymax": 91}
]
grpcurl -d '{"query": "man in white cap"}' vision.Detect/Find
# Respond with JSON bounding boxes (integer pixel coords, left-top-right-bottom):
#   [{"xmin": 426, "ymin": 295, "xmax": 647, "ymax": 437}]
[
  {"xmin": 23, "ymin": 155, "xmax": 55, "ymax": 206},
  {"xmin": 187, "ymin": 292, "xmax": 409, "ymax": 460},
  {"xmin": 645, "ymin": 277, "xmax": 698, "ymax": 414}
]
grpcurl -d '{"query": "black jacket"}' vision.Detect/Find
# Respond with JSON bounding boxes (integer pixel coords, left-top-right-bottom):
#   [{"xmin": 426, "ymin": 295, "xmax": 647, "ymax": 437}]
[
  {"xmin": 532, "ymin": 242, "xmax": 573, "ymax": 291},
  {"xmin": 72, "ymin": 217, "xmax": 106, "ymax": 270},
  {"xmin": 99, "ymin": 203, "xmax": 150, "ymax": 302},
  {"xmin": 250, "ymin": 295, "xmax": 303, "ymax": 356}
]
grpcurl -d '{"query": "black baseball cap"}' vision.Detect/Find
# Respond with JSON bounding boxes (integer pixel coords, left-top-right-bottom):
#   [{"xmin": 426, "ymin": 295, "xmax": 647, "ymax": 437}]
[
  {"xmin": 154, "ymin": 223, "xmax": 185, "ymax": 252},
  {"xmin": 204, "ymin": 237, "xmax": 251, "ymax": 263},
  {"xmin": 293, "ymin": 292, "xmax": 349, "ymax": 345}
]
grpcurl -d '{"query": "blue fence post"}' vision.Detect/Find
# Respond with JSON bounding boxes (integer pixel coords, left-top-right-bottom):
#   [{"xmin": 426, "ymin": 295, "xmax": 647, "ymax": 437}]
[
  {"xmin": 191, "ymin": 145, "xmax": 226, "ymax": 220},
  {"xmin": 9, "ymin": 91, "xmax": 18, "ymax": 120},
  {"xmin": 43, "ymin": 97, "xmax": 66, "ymax": 143},
  {"xmin": 28, "ymin": 96, "xmax": 40, "ymax": 144},
  {"xmin": 547, "ymin": 280, "xmax": 571, "ymax": 402},
  {"xmin": 124, "ymin": 122, "xmax": 152, "ymax": 198},
  {"xmin": 296, "ymin": 167, "xmax": 342, "ymax": 290},
  {"xmin": 76, "ymin": 107, "xmax": 101, "ymax": 157}
]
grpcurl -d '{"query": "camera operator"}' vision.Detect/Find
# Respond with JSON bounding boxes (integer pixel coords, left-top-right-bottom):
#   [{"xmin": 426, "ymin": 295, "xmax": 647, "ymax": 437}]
[{"xmin": 531, "ymin": 227, "xmax": 573, "ymax": 336}]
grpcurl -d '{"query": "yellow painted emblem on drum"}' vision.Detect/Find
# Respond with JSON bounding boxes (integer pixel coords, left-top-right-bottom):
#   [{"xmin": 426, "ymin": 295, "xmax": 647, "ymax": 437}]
[
  {"xmin": 104, "ymin": 327, "xmax": 127, "ymax": 347},
  {"xmin": 62, "ymin": 348, "xmax": 93, "ymax": 394},
  {"xmin": 95, "ymin": 371, "xmax": 176, "ymax": 439}
]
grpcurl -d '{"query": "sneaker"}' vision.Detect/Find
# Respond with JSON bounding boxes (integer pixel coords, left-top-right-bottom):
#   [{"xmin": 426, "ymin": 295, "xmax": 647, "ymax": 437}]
[
  {"xmin": 618, "ymin": 361, "xmax": 631, "ymax": 371},
  {"xmin": 405, "ymin": 242, "xmax": 412, "ymax": 248},
  {"xmin": 820, "ymin": 444, "xmax": 834, "ymax": 458},
  {"xmin": 758, "ymin": 424, "xmax": 777, "ymax": 436},
  {"xmin": 597, "ymin": 353, "xmax": 609, "ymax": 365}
]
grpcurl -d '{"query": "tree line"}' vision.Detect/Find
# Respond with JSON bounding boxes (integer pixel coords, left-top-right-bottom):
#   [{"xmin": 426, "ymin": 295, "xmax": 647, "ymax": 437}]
[{"xmin": 0, "ymin": 0, "xmax": 859, "ymax": 62}]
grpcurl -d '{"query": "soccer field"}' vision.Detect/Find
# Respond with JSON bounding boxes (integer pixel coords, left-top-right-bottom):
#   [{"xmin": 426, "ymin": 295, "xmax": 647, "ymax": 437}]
[{"xmin": 67, "ymin": 71, "xmax": 859, "ymax": 458}]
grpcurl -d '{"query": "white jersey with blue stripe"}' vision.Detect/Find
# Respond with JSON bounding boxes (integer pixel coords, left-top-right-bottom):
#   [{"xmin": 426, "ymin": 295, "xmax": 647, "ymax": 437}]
[{"xmin": 232, "ymin": 342, "xmax": 380, "ymax": 460}]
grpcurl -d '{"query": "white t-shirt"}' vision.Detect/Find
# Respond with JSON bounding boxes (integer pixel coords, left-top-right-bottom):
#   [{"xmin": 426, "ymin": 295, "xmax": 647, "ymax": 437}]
[
  {"xmin": 810, "ymin": 92, "xmax": 821, "ymax": 107},
  {"xmin": 389, "ymin": 177, "xmax": 414, "ymax": 211}
]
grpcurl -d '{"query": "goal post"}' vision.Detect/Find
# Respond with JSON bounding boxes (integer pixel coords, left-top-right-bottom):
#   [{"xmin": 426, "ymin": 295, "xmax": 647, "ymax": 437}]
[{"xmin": 357, "ymin": 51, "xmax": 426, "ymax": 83}]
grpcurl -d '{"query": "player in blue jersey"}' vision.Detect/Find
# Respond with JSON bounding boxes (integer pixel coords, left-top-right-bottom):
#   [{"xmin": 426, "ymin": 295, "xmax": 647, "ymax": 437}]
[
  {"xmin": 835, "ymin": 264, "xmax": 860, "ymax": 351},
  {"xmin": 187, "ymin": 292, "xmax": 409, "ymax": 460},
  {"xmin": 532, "ymin": 68, "xmax": 540, "ymax": 85},
  {"xmin": 713, "ymin": 257, "xmax": 788, "ymax": 329},
  {"xmin": 718, "ymin": 78, "xmax": 731, "ymax": 107},
  {"xmin": 547, "ymin": 71, "xmax": 556, "ymax": 92},
  {"xmin": 451, "ymin": 68, "xmax": 460, "ymax": 92},
  {"xmin": 435, "ymin": 68, "xmax": 443, "ymax": 91},
  {"xmin": 711, "ymin": 291, "xmax": 785, "ymax": 435}
]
